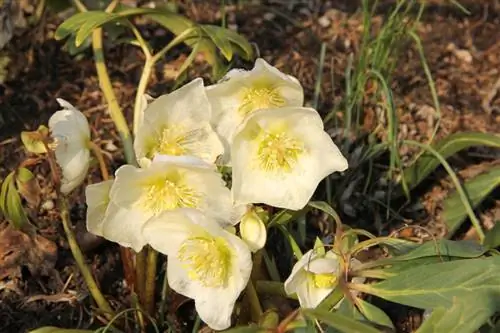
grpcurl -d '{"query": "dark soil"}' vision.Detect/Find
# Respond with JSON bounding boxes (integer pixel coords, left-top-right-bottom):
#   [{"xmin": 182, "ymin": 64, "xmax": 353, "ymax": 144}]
[{"xmin": 0, "ymin": 0, "xmax": 499, "ymax": 332}]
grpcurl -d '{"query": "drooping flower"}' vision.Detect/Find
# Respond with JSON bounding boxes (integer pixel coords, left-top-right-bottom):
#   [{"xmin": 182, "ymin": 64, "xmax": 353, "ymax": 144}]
[
  {"xmin": 231, "ymin": 107, "xmax": 348, "ymax": 210},
  {"xmin": 103, "ymin": 155, "xmax": 234, "ymax": 251},
  {"xmin": 206, "ymin": 58, "xmax": 303, "ymax": 163},
  {"xmin": 85, "ymin": 180, "xmax": 148, "ymax": 251},
  {"xmin": 284, "ymin": 249, "xmax": 341, "ymax": 308},
  {"xmin": 239, "ymin": 205, "xmax": 268, "ymax": 252},
  {"xmin": 134, "ymin": 78, "xmax": 223, "ymax": 167},
  {"xmin": 143, "ymin": 208, "xmax": 252, "ymax": 330},
  {"xmin": 48, "ymin": 99, "xmax": 91, "ymax": 194}
]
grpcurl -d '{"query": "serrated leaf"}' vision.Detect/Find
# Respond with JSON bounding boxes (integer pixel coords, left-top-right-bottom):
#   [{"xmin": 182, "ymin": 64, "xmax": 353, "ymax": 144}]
[
  {"xmin": 29, "ymin": 327, "xmax": 93, "ymax": 333},
  {"xmin": 357, "ymin": 256, "xmax": 500, "ymax": 310},
  {"xmin": 403, "ymin": 132, "xmax": 500, "ymax": 189},
  {"xmin": 443, "ymin": 166, "xmax": 500, "ymax": 236},
  {"xmin": 484, "ymin": 222, "xmax": 500, "ymax": 250},
  {"xmin": 21, "ymin": 126, "xmax": 48, "ymax": 154},
  {"xmin": 0, "ymin": 171, "xmax": 29, "ymax": 229},
  {"xmin": 355, "ymin": 298, "xmax": 394, "ymax": 330},
  {"xmin": 302, "ymin": 308, "xmax": 382, "ymax": 333},
  {"xmin": 416, "ymin": 293, "xmax": 500, "ymax": 333},
  {"xmin": 201, "ymin": 25, "xmax": 233, "ymax": 61}
]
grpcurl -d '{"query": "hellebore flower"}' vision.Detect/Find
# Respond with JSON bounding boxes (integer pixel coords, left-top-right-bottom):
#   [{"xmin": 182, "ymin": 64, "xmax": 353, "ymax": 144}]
[
  {"xmin": 231, "ymin": 107, "xmax": 348, "ymax": 210},
  {"xmin": 103, "ymin": 156, "xmax": 233, "ymax": 251},
  {"xmin": 206, "ymin": 58, "xmax": 303, "ymax": 163},
  {"xmin": 143, "ymin": 208, "xmax": 252, "ymax": 330},
  {"xmin": 134, "ymin": 78, "xmax": 223, "ymax": 167},
  {"xmin": 239, "ymin": 206, "xmax": 268, "ymax": 252},
  {"xmin": 48, "ymin": 99, "xmax": 91, "ymax": 194},
  {"xmin": 284, "ymin": 249, "xmax": 341, "ymax": 308}
]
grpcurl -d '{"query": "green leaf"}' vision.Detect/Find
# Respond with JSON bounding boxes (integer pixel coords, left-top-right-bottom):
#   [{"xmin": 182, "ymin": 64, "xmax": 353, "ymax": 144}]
[
  {"xmin": 201, "ymin": 25, "xmax": 233, "ymax": 61},
  {"xmin": 222, "ymin": 326, "xmax": 262, "ymax": 333},
  {"xmin": 314, "ymin": 237, "xmax": 326, "ymax": 255},
  {"xmin": 75, "ymin": 12, "xmax": 117, "ymax": 46},
  {"xmin": 416, "ymin": 293, "xmax": 500, "ymax": 333},
  {"xmin": 357, "ymin": 256, "xmax": 500, "ymax": 310},
  {"xmin": 484, "ymin": 222, "xmax": 500, "ymax": 250},
  {"xmin": 29, "ymin": 328, "xmax": 94, "ymax": 333},
  {"xmin": 276, "ymin": 224, "xmax": 303, "ymax": 260},
  {"xmin": 222, "ymin": 29, "xmax": 254, "ymax": 60},
  {"xmin": 390, "ymin": 239, "xmax": 486, "ymax": 261},
  {"xmin": 0, "ymin": 171, "xmax": 30, "ymax": 229},
  {"xmin": 403, "ymin": 132, "xmax": 500, "ymax": 189},
  {"xmin": 21, "ymin": 125, "xmax": 49, "ymax": 154},
  {"xmin": 355, "ymin": 298, "xmax": 394, "ymax": 329},
  {"xmin": 443, "ymin": 166, "xmax": 500, "ymax": 236},
  {"xmin": 302, "ymin": 308, "xmax": 382, "ymax": 333},
  {"xmin": 55, "ymin": 12, "xmax": 100, "ymax": 41}
]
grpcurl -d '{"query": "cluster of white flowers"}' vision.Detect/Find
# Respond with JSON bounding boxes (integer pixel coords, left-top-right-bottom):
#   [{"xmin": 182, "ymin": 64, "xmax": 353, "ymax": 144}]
[{"xmin": 48, "ymin": 59, "xmax": 348, "ymax": 330}]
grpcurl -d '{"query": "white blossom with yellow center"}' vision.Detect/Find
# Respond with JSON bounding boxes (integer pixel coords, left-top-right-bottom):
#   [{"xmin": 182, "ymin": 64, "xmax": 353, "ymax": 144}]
[
  {"xmin": 206, "ymin": 58, "xmax": 304, "ymax": 164},
  {"xmin": 103, "ymin": 155, "xmax": 234, "ymax": 251},
  {"xmin": 48, "ymin": 99, "xmax": 91, "ymax": 194},
  {"xmin": 284, "ymin": 249, "xmax": 340, "ymax": 308},
  {"xmin": 143, "ymin": 208, "xmax": 252, "ymax": 330},
  {"xmin": 134, "ymin": 78, "xmax": 223, "ymax": 167},
  {"xmin": 231, "ymin": 107, "xmax": 348, "ymax": 210}
]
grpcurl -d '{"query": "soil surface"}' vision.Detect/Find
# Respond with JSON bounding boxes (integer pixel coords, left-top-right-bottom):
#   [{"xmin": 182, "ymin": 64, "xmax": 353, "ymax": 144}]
[{"xmin": 0, "ymin": 0, "xmax": 499, "ymax": 332}]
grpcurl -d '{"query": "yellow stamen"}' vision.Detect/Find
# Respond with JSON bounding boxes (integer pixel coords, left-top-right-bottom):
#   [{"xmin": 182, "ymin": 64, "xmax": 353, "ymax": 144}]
[
  {"xmin": 239, "ymin": 85, "xmax": 285, "ymax": 116},
  {"xmin": 178, "ymin": 236, "xmax": 232, "ymax": 287},
  {"xmin": 309, "ymin": 272, "xmax": 337, "ymax": 289},
  {"xmin": 147, "ymin": 125, "xmax": 187, "ymax": 157},
  {"xmin": 136, "ymin": 171, "xmax": 199, "ymax": 214},
  {"xmin": 256, "ymin": 130, "xmax": 304, "ymax": 172}
]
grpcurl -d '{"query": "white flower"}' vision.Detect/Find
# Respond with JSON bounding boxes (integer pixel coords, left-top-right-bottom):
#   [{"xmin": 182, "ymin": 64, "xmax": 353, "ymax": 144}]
[
  {"xmin": 134, "ymin": 78, "xmax": 223, "ymax": 167},
  {"xmin": 48, "ymin": 99, "xmax": 91, "ymax": 194},
  {"xmin": 239, "ymin": 206, "xmax": 268, "ymax": 252},
  {"xmin": 284, "ymin": 249, "xmax": 340, "ymax": 308},
  {"xmin": 104, "ymin": 156, "xmax": 234, "ymax": 251},
  {"xmin": 206, "ymin": 58, "xmax": 303, "ymax": 163},
  {"xmin": 143, "ymin": 208, "xmax": 252, "ymax": 330},
  {"xmin": 231, "ymin": 107, "xmax": 348, "ymax": 210},
  {"xmin": 85, "ymin": 180, "xmax": 148, "ymax": 252}
]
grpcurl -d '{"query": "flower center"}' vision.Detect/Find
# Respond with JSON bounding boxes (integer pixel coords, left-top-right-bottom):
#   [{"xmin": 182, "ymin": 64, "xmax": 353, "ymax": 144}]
[
  {"xmin": 256, "ymin": 131, "xmax": 304, "ymax": 172},
  {"xmin": 309, "ymin": 272, "xmax": 337, "ymax": 289},
  {"xmin": 149, "ymin": 125, "xmax": 187, "ymax": 157},
  {"xmin": 239, "ymin": 86, "xmax": 285, "ymax": 116},
  {"xmin": 178, "ymin": 236, "xmax": 232, "ymax": 287},
  {"xmin": 137, "ymin": 172, "xmax": 199, "ymax": 214}
]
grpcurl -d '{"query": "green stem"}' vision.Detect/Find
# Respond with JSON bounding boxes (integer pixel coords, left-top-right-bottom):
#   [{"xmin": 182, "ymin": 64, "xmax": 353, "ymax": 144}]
[
  {"xmin": 158, "ymin": 260, "xmax": 169, "ymax": 325},
  {"xmin": 403, "ymin": 140, "xmax": 485, "ymax": 242},
  {"xmin": 59, "ymin": 198, "xmax": 114, "ymax": 318},
  {"xmin": 245, "ymin": 280, "xmax": 263, "ymax": 322},
  {"xmin": 133, "ymin": 58, "xmax": 154, "ymax": 136},
  {"xmin": 255, "ymin": 280, "xmax": 297, "ymax": 300},
  {"xmin": 145, "ymin": 247, "xmax": 159, "ymax": 316},
  {"xmin": 136, "ymin": 248, "xmax": 147, "ymax": 305}
]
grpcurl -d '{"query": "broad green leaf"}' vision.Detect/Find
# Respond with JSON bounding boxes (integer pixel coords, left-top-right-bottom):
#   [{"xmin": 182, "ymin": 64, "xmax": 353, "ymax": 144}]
[
  {"xmin": 29, "ymin": 328, "xmax": 93, "ymax": 333},
  {"xmin": 21, "ymin": 125, "xmax": 49, "ymax": 154},
  {"xmin": 75, "ymin": 12, "xmax": 118, "ymax": 46},
  {"xmin": 484, "ymin": 222, "xmax": 500, "ymax": 250},
  {"xmin": 55, "ymin": 11, "xmax": 101, "ymax": 40},
  {"xmin": 0, "ymin": 171, "xmax": 29, "ymax": 229},
  {"xmin": 355, "ymin": 298, "xmax": 394, "ymax": 329},
  {"xmin": 201, "ymin": 25, "xmax": 233, "ymax": 61},
  {"xmin": 222, "ymin": 28, "xmax": 254, "ymax": 60},
  {"xmin": 389, "ymin": 239, "xmax": 486, "ymax": 261},
  {"xmin": 302, "ymin": 308, "xmax": 382, "ymax": 333},
  {"xmin": 365, "ymin": 256, "xmax": 460, "ymax": 279},
  {"xmin": 403, "ymin": 132, "xmax": 500, "ymax": 189},
  {"xmin": 356, "ymin": 256, "xmax": 500, "ymax": 309},
  {"xmin": 443, "ymin": 166, "xmax": 500, "ymax": 236},
  {"xmin": 416, "ymin": 293, "xmax": 500, "ymax": 333}
]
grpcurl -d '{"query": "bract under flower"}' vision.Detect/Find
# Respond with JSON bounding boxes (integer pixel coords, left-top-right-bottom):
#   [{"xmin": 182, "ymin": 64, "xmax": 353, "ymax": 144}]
[
  {"xmin": 48, "ymin": 99, "xmax": 91, "ymax": 194},
  {"xmin": 231, "ymin": 107, "xmax": 348, "ymax": 210},
  {"xmin": 143, "ymin": 208, "xmax": 252, "ymax": 330},
  {"xmin": 284, "ymin": 249, "xmax": 340, "ymax": 308},
  {"xmin": 206, "ymin": 58, "xmax": 304, "ymax": 163},
  {"xmin": 134, "ymin": 78, "xmax": 223, "ymax": 167}
]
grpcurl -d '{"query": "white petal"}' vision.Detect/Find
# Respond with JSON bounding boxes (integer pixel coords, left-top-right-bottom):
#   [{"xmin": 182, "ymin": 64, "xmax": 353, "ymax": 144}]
[
  {"xmin": 85, "ymin": 180, "xmax": 114, "ymax": 236},
  {"xmin": 49, "ymin": 107, "xmax": 90, "ymax": 140},
  {"xmin": 295, "ymin": 280, "xmax": 333, "ymax": 309},
  {"xmin": 284, "ymin": 250, "xmax": 318, "ymax": 295},
  {"xmin": 231, "ymin": 107, "xmax": 348, "ymax": 210},
  {"xmin": 239, "ymin": 211, "xmax": 267, "ymax": 252},
  {"xmin": 134, "ymin": 78, "xmax": 223, "ymax": 164},
  {"xmin": 152, "ymin": 154, "xmax": 214, "ymax": 169},
  {"xmin": 109, "ymin": 165, "xmax": 147, "ymax": 210},
  {"xmin": 101, "ymin": 203, "xmax": 149, "ymax": 252}
]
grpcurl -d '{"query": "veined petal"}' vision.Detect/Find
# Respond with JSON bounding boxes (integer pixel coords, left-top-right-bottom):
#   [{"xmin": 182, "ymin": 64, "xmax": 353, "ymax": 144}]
[
  {"xmin": 85, "ymin": 180, "xmax": 114, "ymax": 236},
  {"xmin": 145, "ymin": 209, "xmax": 252, "ymax": 330},
  {"xmin": 134, "ymin": 78, "xmax": 223, "ymax": 165},
  {"xmin": 206, "ymin": 58, "xmax": 304, "ymax": 164},
  {"xmin": 231, "ymin": 107, "xmax": 348, "ymax": 210}
]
